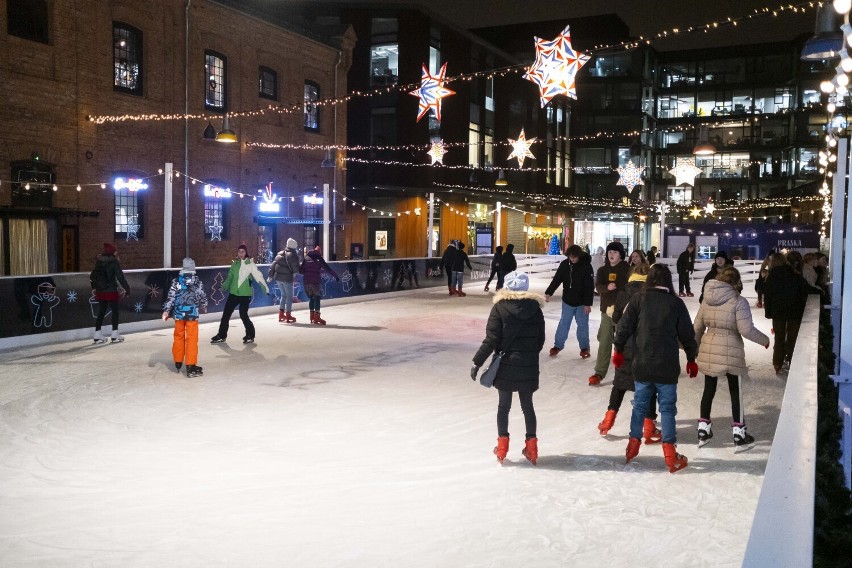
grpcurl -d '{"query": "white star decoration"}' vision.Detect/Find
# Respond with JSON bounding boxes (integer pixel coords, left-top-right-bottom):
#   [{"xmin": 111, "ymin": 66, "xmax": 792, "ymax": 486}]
[
  {"xmin": 409, "ymin": 62, "xmax": 456, "ymax": 123},
  {"xmin": 208, "ymin": 225, "xmax": 223, "ymax": 241},
  {"xmin": 523, "ymin": 25, "xmax": 590, "ymax": 107},
  {"xmin": 507, "ymin": 129, "xmax": 537, "ymax": 168},
  {"xmin": 126, "ymin": 216, "xmax": 139, "ymax": 241},
  {"xmin": 704, "ymin": 200, "xmax": 716, "ymax": 215},
  {"xmin": 427, "ymin": 140, "xmax": 447, "ymax": 165},
  {"xmin": 669, "ymin": 157, "xmax": 703, "ymax": 186},
  {"xmin": 616, "ymin": 160, "xmax": 644, "ymax": 192}
]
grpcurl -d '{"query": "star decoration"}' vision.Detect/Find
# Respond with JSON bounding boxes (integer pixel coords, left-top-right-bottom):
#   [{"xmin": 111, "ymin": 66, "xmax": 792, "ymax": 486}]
[
  {"xmin": 208, "ymin": 225, "xmax": 223, "ymax": 241},
  {"xmin": 66, "ymin": 290, "xmax": 78, "ymax": 302},
  {"xmin": 126, "ymin": 216, "xmax": 139, "ymax": 241},
  {"xmin": 704, "ymin": 200, "xmax": 716, "ymax": 215},
  {"xmin": 689, "ymin": 206, "xmax": 704, "ymax": 219},
  {"xmin": 427, "ymin": 140, "xmax": 447, "ymax": 165},
  {"xmin": 134, "ymin": 301, "xmax": 144, "ymax": 313},
  {"xmin": 668, "ymin": 157, "xmax": 702, "ymax": 186},
  {"xmin": 147, "ymin": 284, "xmax": 161, "ymax": 298},
  {"xmin": 615, "ymin": 160, "xmax": 644, "ymax": 192},
  {"xmin": 523, "ymin": 25, "xmax": 590, "ymax": 107},
  {"xmin": 507, "ymin": 129, "xmax": 537, "ymax": 168},
  {"xmin": 408, "ymin": 62, "xmax": 456, "ymax": 122}
]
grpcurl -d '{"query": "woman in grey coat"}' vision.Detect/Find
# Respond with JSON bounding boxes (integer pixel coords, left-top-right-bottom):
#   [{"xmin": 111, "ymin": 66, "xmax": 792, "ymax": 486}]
[
  {"xmin": 471, "ymin": 274, "xmax": 545, "ymax": 465},
  {"xmin": 694, "ymin": 267, "xmax": 769, "ymax": 452},
  {"xmin": 268, "ymin": 238, "xmax": 301, "ymax": 323}
]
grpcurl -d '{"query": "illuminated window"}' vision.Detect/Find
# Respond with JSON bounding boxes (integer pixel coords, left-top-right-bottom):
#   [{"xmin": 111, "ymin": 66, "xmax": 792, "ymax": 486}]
[
  {"xmin": 259, "ymin": 66, "xmax": 277, "ymax": 100},
  {"xmin": 370, "ymin": 45, "xmax": 398, "ymax": 86},
  {"xmin": 304, "ymin": 80, "xmax": 320, "ymax": 131},
  {"xmin": 113, "ymin": 171, "xmax": 145, "ymax": 238},
  {"xmin": 205, "ymin": 51, "xmax": 226, "ymax": 110},
  {"xmin": 113, "ymin": 23, "xmax": 143, "ymax": 95}
]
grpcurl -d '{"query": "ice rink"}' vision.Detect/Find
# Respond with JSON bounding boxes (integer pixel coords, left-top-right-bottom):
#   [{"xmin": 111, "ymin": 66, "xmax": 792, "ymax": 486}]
[{"xmin": 0, "ymin": 274, "xmax": 785, "ymax": 567}]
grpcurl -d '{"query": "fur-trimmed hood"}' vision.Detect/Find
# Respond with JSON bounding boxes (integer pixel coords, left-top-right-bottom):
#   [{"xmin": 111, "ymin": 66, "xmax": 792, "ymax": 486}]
[{"xmin": 493, "ymin": 288, "xmax": 545, "ymax": 307}]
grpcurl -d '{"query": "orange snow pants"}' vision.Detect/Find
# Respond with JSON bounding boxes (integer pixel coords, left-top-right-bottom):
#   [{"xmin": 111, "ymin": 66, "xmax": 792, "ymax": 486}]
[{"xmin": 173, "ymin": 319, "xmax": 199, "ymax": 366}]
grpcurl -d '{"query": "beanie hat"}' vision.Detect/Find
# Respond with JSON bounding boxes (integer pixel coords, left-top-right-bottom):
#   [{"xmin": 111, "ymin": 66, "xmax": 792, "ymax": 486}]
[
  {"xmin": 504, "ymin": 271, "xmax": 529, "ymax": 291},
  {"xmin": 286, "ymin": 238, "xmax": 298, "ymax": 249},
  {"xmin": 103, "ymin": 242, "xmax": 117, "ymax": 255},
  {"xmin": 715, "ymin": 250, "xmax": 729, "ymax": 261},
  {"xmin": 314, "ymin": 245, "xmax": 322, "ymax": 254},
  {"xmin": 605, "ymin": 241, "xmax": 626, "ymax": 260},
  {"xmin": 180, "ymin": 257, "xmax": 196, "ymax": 273},
  {"xmin": 457, "ymin": 242, "xmax": 465, "ymax": 250}
]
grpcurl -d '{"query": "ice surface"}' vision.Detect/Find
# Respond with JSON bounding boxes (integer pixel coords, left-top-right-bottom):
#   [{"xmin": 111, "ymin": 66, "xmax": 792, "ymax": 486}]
[{"xmin": 0, "ymin": 275, "xmax": 784, "ymax": 567}]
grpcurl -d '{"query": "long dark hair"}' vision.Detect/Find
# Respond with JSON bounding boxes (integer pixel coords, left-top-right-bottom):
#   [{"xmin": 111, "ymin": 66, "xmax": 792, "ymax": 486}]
[{"xmin": 646, "ymin": 263, "xmax": 675, "ymax": 295}]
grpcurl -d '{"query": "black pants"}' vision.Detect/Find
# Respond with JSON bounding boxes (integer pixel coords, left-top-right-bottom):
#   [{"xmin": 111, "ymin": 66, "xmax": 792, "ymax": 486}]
[
  {"xmin": 700, "ymin": 373, "xmax": 743, "ymax": 423},
  {"xmin": 95, "ymin": 300, "xmax": 119, "ymax": 331},
  {"xmin": 217, "ymin": 295, "xmax": 254, "ymax": 339},
  {"xmin": 497, "ymin": 389, "xmax": 536, "ymax": 439},
  {"xmin": 445, "ymin": 266, "xmax": 453, "ymax": 286},
  {"xmin": 678, "ymin": 270, "xmax": 691, "ymax": 293},
  {"xmin": 771, "ymin": 318, "xmax": 802, "ymax": 367},
  {"xmin": 608, "ymin": 385, "xmax": 658, "ymax": 419}
]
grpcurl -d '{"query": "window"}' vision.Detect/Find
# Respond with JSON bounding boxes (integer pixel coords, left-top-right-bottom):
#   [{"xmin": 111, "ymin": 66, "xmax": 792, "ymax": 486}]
[
  {"xmin": 203, "ymin": 184, "xmax": 229, "ymax": 240},
  {"xmin": 205, "ymin": 51, "xmax": 226, "ymax": 111},
  {"xmin": 7, "ymin": 0, "xmax": 48, "ymax": 43},
  {"xmin": 371, "ymin": 108, "xmax": 397, "ymax": 147},
  {"xmin": 370, "ymin": 45, "xmax": 398, "ymax": 86},
  {"xmin": 11, "ymin": 160, "xmax": 54, "ymax": 208},
  {"xmin": 304, "ymin": 80, "xmax": 320, "ymax": 131},
  {"xmin": 114, "ymin": 189, "xmax": 143, "ymax": 239},
  {"xmin": 259, "ymin": 66, "xmax": 277, "ymax": 100},
  {"xmin": 468, "ymin": 122, "xmax": 481, "ymax": 168},
  {"xmin": 113, "ymin": 23, "xmax": 143, "ymax": 95}
]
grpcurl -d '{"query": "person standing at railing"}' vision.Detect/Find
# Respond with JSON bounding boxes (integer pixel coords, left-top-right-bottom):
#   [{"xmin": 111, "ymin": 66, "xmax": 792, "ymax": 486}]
[
  {"xmin": 693, "ymin": 267, "xmax": 769, "ymax": 452},
  {"xmin": 676, "ymin": 243, "xmax": 696, "ymax": 297},
  {"xmin": 763, "ymin": 253, "xmax": 809, "ymax": 374}
]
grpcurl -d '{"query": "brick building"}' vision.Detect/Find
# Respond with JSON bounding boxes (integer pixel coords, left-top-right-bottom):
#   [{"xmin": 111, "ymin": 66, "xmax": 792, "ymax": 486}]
[{"xmin": 0, "ymin": 0, "xmax": 354, "ymax": 275}]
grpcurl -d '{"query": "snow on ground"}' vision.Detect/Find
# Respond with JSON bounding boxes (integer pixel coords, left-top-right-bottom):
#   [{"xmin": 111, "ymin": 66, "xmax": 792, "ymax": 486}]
[{"xmin": 0, "ymin": 274, "xmax": 785, "ymax": 568}]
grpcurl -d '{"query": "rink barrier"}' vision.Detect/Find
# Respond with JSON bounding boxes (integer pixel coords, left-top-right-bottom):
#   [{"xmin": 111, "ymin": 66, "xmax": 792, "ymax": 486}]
[
  {"xmin": 0, "ymin": 254, "xmax": 562, "ymax": 349},
  {"xmin": 742, "ymin": 295, "xmax": 820, "ymax": 567}
]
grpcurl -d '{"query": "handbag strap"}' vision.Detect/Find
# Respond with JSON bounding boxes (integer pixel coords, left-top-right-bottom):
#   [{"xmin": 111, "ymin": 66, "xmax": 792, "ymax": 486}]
[{"xmin": 496, "ymin": 321, "xmax": 523, "ymax": 356}]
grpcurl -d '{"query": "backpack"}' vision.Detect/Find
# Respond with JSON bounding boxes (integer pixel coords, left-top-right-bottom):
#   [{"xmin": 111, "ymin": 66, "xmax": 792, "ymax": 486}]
[{"xmin": 89, "ymin": 264, "xmax": 109, "ymax": 291}]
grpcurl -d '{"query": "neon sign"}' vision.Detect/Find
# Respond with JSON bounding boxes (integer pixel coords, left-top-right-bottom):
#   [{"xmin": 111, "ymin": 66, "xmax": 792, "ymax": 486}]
[
  {"xmin": 113, "ymin": 177, "xmax": 148, "ymax": 192},
  {"xmin": 203, "ymin": 184, "xmax": 232, "ymax": 198},
  {"xmin": 303, "ymin": 195, "xmax": 324, "ymax": 205},
  {"xmin": 258, "ymin": 182, "xmax": 280, "ymax": 214}
]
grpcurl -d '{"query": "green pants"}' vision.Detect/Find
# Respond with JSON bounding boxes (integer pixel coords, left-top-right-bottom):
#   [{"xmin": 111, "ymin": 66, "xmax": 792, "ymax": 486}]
[{"xmin": 594, "ymin": 313, "xmax": 615, "ymax": 377}]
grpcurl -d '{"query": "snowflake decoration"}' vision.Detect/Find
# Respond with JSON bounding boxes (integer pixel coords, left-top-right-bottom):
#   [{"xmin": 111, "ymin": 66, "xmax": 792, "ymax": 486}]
[
  {"xmin": 147, "ymin": 284, "xmax": 161, "ymax": 298},
  {"xmin": 668, "ymin": 157, "xmax": 703, "ymax": 187},
  {"xmin": 126, "ymin": 216, "xmax": 140, "ymax": 241},
  {"xmin": 134, "ymin": 302, "xmax": 143, "ymax": 313},
  {"xmin": 66, "ymin": 290, "xmax": 78, "ymax": 302},
  {"xmin": 382, "ymin": 268, "xmax": 393, "ymax": 287},
  {"xmin": 507, "ymin": 129, "xmax": 537, "ymax": 168},
  {"xmin": 523, "ymin": 25, "xmax": 590, "ymax": 107},
  {"xmin": 616, "ymin": 160, "xmax": 644, "ymax": 192},
  {"xmin": 427, "ymin": 140, "xmax": 447, "ymax": 165},
  {"xmin": 208, "ymin": 225, "xmax": 223, "ymax": 242},
  {"xmin": 689, "ymin": 206, "xmax": 704, "ymax": 219},
  {"xmin": 408, "ymin": 62, "xmax": 456, "ymax": 123}
]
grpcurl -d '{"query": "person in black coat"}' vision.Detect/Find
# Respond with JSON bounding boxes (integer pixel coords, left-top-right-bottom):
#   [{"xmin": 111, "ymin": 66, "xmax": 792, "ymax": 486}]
[
  {"xmin": 450, "ymin": 242, "xmax": 473, "ymax": 296},
  {"xmin": 699, "ymin": 250, "xmax": 733, "ymax": 303},
  {"xmin": 647, "ymin": 246, "xmax": 658, "ymax": 265},
  {"xmin": 500, "ymin": 243, "xmax": 518, "ymax": 279},
  {"xmin": 763, "ymin": 252, "xmax": 811, "ymax": 374},
  {"xmin": 441, "ymin": 242, "xmax": 457, "ymax": 295},
  {"xmin": 544, "ymin": 244, "xmax": 594, "ymax": 359},
  {"xmin": 613, "ymin": 263, "xmax": 698, "ymax": 473},
  {"xmin": 484, "ymin": 245, "xmax": 503, "ymax": 291},
  {"xmin": 471, "ymin": 274, "xmax": 545, "ymax": 465},
  {"xmin": 676, "ymin": 243, "xmax": 696, "ymax": 297},
  {"xmin": 91, "ymin": 242, "xmax": 131, "ymax": 343}
]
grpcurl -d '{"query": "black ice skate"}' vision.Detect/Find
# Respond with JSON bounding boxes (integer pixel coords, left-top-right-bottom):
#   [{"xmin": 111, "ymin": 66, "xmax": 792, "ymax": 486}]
[
  {"xmin": 175, "ymin": 362, "xmax": 183, "ymax": 371},
  {"xmin": 732, "ymin": 424, "xmax": 755, "ymax": 453},
  {"xmin": 210, "ymin": 335, "xmax": 226, "ymax": 344},
  {"xmin": 186, "ymin": 365, "xmax": 203, "ymax": 378},
  {"xmin": 697, "ymin": 420, "xmax": 713, "ymax": 448},
  {"xmin": 243, "ymin": 337, "xmax": 254, "ymax": 344}
]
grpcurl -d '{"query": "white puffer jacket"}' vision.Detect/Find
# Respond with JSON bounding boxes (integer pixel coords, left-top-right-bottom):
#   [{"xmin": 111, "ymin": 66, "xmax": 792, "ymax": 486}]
[{"xmin": 694, "ymin": 279, "xmax": 769, "ymax": 377}]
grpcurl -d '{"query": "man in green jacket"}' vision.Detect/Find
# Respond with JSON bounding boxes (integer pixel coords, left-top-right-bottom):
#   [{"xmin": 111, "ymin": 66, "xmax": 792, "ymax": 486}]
[{"xmin": 211, "ymin": 244, "xmax": 269, "ymax": 344}]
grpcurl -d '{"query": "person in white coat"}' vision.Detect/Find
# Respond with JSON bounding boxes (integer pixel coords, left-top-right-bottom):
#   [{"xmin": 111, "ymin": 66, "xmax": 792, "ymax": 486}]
[
  {"xmin": 589, "ymin": 246, "xmax": 606, "ymax": 281},
  {"xmin": 693, "ymin": 267, "xmax": 770, "ymax": 452}
]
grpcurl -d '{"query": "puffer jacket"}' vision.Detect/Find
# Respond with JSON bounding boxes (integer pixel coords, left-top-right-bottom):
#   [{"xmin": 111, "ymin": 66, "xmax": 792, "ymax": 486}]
[
  {"xmin": 694, "ymin": 280, "xmax": 769, "ymax": 377},
  {"xmin": 611, "ymin": 275, "xmax": 646, "ymax": 391},
  {"xmin": 473, "ymin": 289, "xmax": 545, "ymax": 392},
  {"xmin": 300, "ymin": 249, "xmax": 339, "ymax": 287},
  {"xmin": 223, "ymin": 258, "xmax": 269, "ymax": 297},
  {"xmin": 268, "ymin": 248, "xmax": 300, "ymax": 283},
  {"xmin": 763, "ymin": 264, "xmax": 808, "ymax": 321},
  {"xmin": 162, "ymin": 273, "xmax": 208, "ymax": 321},
  {"xmin": 93, "ymin": 253, "xmax": 130, "ymax": 301},
  {"xmin": 613, "ymin": 288, "xmax": 698, "ymax": 384}
]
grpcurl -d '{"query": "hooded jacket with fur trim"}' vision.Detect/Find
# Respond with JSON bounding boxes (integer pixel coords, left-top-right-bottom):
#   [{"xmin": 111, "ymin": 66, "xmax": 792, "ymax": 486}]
[{"xmin": 472, "ymin": 289, "xmax": 545, "ymax": 392}]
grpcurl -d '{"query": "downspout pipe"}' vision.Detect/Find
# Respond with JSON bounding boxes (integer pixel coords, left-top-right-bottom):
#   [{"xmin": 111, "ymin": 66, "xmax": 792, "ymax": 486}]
[{"xmin": 184, "ymin": 0, "xmax": 192, "ymax": 260}]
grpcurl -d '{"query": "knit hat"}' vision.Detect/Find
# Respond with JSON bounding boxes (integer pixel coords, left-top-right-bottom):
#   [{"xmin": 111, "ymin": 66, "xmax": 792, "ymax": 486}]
[
  {"xmin": 286, "ymin": 238, "xmax": 297, "ymax": 249},
  {"xmin": 314, "ymin": 245, "xmax": 322, "ymax": 254},
  {"xmin": 605, "ymin": 241, "xmax": 626, "ymax": 260},
  {"xmin": 180, "ymin": 257, "xmax": 196, "ymax": 273},
  {"xmin": 504, "ymin": 271, "xmax": 529, "ymax": 291},
  {"xmin": 103, "ymin": 242, "xmax": 117, "ymax": 255}
]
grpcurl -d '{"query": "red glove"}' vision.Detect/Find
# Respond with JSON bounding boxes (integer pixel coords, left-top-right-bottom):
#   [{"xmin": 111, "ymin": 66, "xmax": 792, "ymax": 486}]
[
  {"xmin": 612, "ymin": 351, "xmax": 624, "ymax": 368},
  {"xmin": 686, "ymin": 361, "xmax": 698, "ymax": 378}
]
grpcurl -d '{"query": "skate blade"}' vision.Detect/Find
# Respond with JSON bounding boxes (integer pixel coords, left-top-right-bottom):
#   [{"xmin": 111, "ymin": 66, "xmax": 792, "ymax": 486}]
[
  {"xmin": 698, "ymin": 439, "xmax": 711, "ymax": 448},
  {"xmin": 93, "ymin": 339, "xmax": 108, "ymax": 344},
  {"xmin": 110, "ymin": 339, "xmax": 124, "ymax": 343},
  {"xmin": 734, "ymin": 443, "xmax": 755, "ymax": 454}
]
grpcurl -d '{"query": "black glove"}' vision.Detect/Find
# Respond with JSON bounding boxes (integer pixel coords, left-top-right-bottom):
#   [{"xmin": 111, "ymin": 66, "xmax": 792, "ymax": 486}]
[{"xmin": 470, "ymin": 364, "xmax": 480, "ymax": 381}]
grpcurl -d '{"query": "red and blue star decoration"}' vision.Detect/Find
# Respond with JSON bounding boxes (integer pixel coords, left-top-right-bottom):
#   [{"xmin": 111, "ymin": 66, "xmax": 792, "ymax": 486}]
[
  {"xmin": 523, "ymin": 25, "xmax": 590, "ymax": 107},
  {"xmin": 409, "ymin": 62, "xmax": 456, "ymax": 123}
]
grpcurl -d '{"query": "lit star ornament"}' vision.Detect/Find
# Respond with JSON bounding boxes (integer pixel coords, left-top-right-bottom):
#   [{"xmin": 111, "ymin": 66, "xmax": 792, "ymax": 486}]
[
  {"xmin": 409, "ymin": 62, "xmax": 456, "ymax": 123},
  {"xmin": 523, "ymin": 25, "xmax": 590, "ymax": 107},
  {"xmin": 690, "ymin": 206, "xmax": 704, "ymax": 219},
  {"xmin": 669, "ymin": 157, "xmax": 703, "ymax": 186},
  {"xmin": 507, "ymin": 129, "xmax": 537, "ymax": 168},
  {"xmin": 427, "ymin": 140, "xmax": 447, "ymax": 165},
  {"xmin": 615, "ymin": 160, "xmax": 644, "ymax": 192},
  {"xmin": 704, "ymin": 199, "xmax": 716, "ymax": 216}
]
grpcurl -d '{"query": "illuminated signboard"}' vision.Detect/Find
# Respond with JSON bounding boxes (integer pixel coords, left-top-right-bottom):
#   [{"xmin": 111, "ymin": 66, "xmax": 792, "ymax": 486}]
[
  {"xmin": 203, "ymin": 184, "xmax": 232, "ymax": 198},
  {"xmin": 303, "ymin": 195, "xmax": 324, "ymax": 205},
  {"xmin": 113, "ymin": 177, "xmax": 149, "ymax": 192},
  {"xmin": 258, "ymin": 182, "xmax": 280, "ymax": 214}
]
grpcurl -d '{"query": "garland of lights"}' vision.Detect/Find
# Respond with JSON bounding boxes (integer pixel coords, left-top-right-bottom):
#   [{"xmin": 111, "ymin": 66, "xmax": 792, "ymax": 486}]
[{"xmin": 88, "ymin": 1, "xmax": 817, "ymax": 125}]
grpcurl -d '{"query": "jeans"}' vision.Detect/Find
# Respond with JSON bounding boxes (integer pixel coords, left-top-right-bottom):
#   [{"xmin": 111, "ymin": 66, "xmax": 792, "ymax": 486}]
[
  {"xmin": 452, "ymin": 271, "xmax": 465, "ymax": 289},
  {"xmin": 594, "ymin": 313, "xmax": 615, "ymax": 376},
  {"xmin": 217, "ymin": 294, "xmax": 254, "ymax": 339},
  {"xmin": 277, "ymin": 281, "xmax": 294, "ymax": 312},
  {"xmin": 309, "ymin": 295, "xmax": 321, "ymax": 311},
  {"xmin": 608, "ymin": 385, "xmax": 657, "ymax": 419},
  {"xmin": 553, "ymin": 303, "xmax": 590, "ymax": 350},
  {"xmin": 497, "ymin": 389, "xmax": 536, "ymax": 438},
  {"xmin": 630, "ymin": 381, "xmax": 678, "ymax": 444}
]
